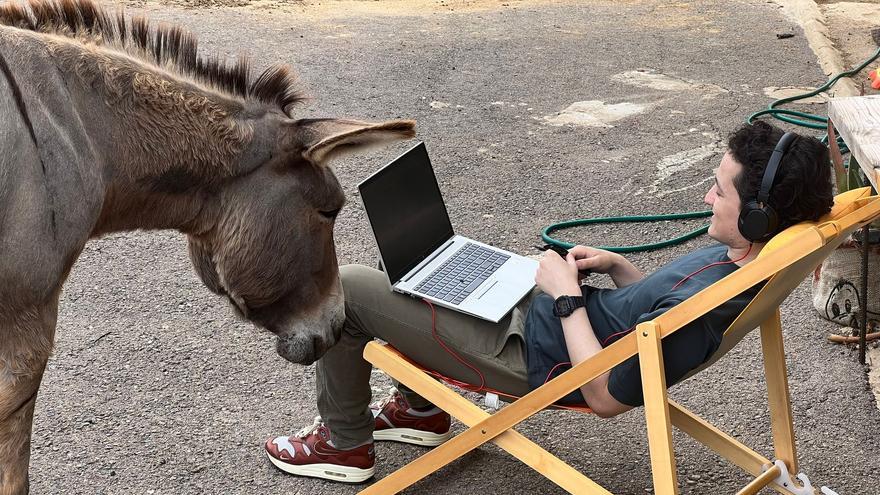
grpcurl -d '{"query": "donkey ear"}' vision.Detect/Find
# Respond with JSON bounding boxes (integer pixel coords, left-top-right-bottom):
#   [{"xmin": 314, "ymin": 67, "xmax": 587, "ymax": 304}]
[{"xmin": 287, "ymin": 118, "xmax": 416, "ymax": 165}]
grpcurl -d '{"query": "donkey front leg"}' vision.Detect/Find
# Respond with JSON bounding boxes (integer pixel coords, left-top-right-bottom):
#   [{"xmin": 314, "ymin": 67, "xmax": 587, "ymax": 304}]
[
  {"xmin": 0, "ymin": 321, "xmax": 54, "ymax": 495},
  {"xmin": 0, "ymin": 380, "xmax": 43, "ymax": 495}
]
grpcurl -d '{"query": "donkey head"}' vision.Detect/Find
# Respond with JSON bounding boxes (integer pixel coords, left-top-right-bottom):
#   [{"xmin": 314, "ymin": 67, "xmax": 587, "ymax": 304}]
[{"xmin": 188, "ymin": 117, "xmax": 415, "ymax": 365}]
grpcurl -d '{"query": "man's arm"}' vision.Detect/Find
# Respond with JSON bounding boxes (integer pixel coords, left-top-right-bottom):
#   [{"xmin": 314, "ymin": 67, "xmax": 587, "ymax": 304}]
[
  {"xmin": 568, "ymin": 245, "xmax": 643, "ymax": 288},
  {"xmin": 557, "ymin": 307, "xmax": 633, "ymax": 417},
  {"xmin": 535, "ymin": 251, "xmax": 633, "ymax": 418}
]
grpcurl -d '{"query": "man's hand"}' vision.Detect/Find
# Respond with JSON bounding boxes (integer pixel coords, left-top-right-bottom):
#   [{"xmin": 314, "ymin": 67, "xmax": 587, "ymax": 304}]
[
  {"xmin": 568, "ymin": 245, "xmax": 620, "ymax": 275},
  {"xmin": 568, "ymin": 245, "xmax": 644, "ymax": 288},
  {"xmin": 535, "ymin": 251, "xmax": 581, "ymax": 298}
]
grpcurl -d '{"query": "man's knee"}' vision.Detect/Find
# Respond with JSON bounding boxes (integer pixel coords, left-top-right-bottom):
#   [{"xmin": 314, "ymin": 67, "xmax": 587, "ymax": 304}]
[
  {"xmin": 339, "ymin": 263, "xmax": 391, "ymax": 324},
  {"xmin": 340, "ymin": 264, "xmax": 386, "ymax": 296}
]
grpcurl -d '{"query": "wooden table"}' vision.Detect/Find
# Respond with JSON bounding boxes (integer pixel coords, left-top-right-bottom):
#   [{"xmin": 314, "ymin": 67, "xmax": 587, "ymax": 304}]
[
  {"xmin": 829, "ymin": 96, "xmax": 880, "ymax": 190},
  {"xmin": 827, "ymin": 96, "xmax": 880, "ymax": 363}
]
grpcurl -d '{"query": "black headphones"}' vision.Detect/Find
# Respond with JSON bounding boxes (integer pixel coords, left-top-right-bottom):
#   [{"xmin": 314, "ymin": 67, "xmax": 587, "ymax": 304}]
[{"xmin": 737, "ymin": 132, "xmax": 797, "ymax": 243}]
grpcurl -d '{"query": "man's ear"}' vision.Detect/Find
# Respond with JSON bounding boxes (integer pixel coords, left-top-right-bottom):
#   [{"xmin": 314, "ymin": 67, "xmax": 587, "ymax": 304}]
[{"xmin": 284, "ymin": 118, "xmax": 416, "ymax": 165}]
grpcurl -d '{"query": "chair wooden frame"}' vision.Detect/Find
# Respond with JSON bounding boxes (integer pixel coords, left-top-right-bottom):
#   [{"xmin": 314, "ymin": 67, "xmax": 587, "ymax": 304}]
[{"xmin": 359, "ymin": 189, "xmax": 880, "ymax": 495}]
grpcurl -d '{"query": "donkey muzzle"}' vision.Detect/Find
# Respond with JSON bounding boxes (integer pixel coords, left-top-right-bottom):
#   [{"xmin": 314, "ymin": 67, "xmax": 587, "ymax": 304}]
[{"xmin": 274, "ymin": 291, "xmax": 345, "ymax": 365}]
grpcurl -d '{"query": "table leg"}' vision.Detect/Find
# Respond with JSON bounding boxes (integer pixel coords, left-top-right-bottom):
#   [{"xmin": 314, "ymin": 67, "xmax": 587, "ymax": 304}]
[{"xmin": 860, "ymin": 224, "xmax": 869, "ymax": 365}]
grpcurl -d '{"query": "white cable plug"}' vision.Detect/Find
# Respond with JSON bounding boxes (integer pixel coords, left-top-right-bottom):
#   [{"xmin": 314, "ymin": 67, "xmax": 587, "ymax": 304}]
[{"xmin": 484, "ymin": 392, "xmax": 501, "ymax": 410}]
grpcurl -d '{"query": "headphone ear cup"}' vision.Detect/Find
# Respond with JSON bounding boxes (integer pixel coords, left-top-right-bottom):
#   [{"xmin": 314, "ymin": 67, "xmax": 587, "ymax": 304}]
[
  {"xmin": 741, "ymin": 131, "xmax": 794, "ymax": 243},
  {"xmin": 760, "ymin": 204, "xmax": 779, "ymax": 242},
  {"xmin": 738, "ymin": 201, "xmax": 770, "ymax": 242}
]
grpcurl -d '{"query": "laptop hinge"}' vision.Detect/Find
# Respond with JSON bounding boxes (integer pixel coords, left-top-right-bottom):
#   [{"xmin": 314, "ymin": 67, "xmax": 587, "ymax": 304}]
[{"xmin": 401, "ymin": 238, "xmax": 456, "ymax": 283}]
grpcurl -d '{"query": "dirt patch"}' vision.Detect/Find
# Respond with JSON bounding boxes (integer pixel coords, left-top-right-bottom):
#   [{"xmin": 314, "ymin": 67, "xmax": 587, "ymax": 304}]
[
  {"xmin": 649, "ymin": 2, "xmax": 721, "ymax": 32},
  {"xmin": 611, "ymin": 69, "xmax": 728, "ymax": 96},
  {"xmin": 124, "ymin": 0, "xmax": 579, "ymax": 14},
  {"xmin": 542, "ymin": 100, "xmax": 648, "ymax": 128},
  {"xmin": 820, "ymin": 1, "xmax": 880, "ymax": 94}
]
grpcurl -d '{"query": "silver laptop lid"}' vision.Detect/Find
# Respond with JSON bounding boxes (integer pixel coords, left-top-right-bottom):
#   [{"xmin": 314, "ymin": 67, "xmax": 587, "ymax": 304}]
[{"xmin": 358, "ymin": 142, "xmax": 455, "ymax": 285}]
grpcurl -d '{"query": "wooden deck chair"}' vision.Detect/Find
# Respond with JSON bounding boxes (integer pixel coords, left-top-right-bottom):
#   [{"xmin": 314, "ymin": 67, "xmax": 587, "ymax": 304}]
[{"xmin": 360, "ymin": 187, "xmax": 880, "ymax": 495}]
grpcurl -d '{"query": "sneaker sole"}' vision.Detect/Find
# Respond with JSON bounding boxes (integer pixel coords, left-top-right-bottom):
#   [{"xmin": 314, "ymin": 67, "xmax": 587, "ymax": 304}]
[
  {"xmin": 373, "ymin": 427, "xmax": 452, "ymax": 447},
  {"xmin": 265, "ymin": 452, "xmax": 375, "ymax": 483}
]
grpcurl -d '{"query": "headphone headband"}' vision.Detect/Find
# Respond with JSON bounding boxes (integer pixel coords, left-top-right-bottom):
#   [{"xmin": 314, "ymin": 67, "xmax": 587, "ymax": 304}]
[
  {"xmin": 737, "ymin": 130, "xmax": 797, "ymax": 243},
  {"xmin": 756, "ymin": 132, "xmax": 796, "ymax": 205}
]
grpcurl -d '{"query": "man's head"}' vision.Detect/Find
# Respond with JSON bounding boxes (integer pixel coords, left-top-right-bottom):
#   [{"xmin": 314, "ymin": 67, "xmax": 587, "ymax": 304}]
[{"xmin": 704, "ymin": 121, "xmax": 834, "ymax": 248}]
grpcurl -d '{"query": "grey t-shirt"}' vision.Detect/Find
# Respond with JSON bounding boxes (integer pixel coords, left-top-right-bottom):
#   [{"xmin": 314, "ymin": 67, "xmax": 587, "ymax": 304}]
[{"xmin": 525, "ymin": 244, "xmax": 762, "ymax": 407}]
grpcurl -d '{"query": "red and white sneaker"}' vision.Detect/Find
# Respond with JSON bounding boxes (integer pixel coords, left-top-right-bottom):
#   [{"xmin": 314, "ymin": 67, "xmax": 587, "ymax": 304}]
[
  {"xmin": 370, "ymin": 389, "xmax": 452, "ymax": 447},
  {"xmin": 265, "ymin": 417, "xmax": 375, "ymax": 483}
]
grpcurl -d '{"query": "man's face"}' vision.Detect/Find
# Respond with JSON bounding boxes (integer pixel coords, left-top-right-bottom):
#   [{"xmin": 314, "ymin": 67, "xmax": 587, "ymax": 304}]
[{"xmin": 704, "ymin": 152, "xmax": 750, "ymax": 248}]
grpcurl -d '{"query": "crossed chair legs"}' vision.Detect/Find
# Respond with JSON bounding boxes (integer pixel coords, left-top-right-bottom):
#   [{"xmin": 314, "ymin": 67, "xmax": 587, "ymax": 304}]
[{"xmin": 359, "ymin": 310, "xmax": 817, "ymax": 495}]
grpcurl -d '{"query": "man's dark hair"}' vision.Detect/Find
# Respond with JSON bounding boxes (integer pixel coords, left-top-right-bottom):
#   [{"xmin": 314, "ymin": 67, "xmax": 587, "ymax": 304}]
[{"xmin": 727, "ymin": 121, "xmax": 834, "ymax": 233}]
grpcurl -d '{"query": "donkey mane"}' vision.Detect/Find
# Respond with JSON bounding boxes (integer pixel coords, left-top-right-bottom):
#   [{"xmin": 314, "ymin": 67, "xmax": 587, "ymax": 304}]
[{"xmin": 0, "ymin": 0, "xmax": 306, "ymax": 114}]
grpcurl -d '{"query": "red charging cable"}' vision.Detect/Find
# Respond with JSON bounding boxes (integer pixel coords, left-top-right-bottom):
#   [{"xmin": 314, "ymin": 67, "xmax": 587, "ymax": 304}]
[
  {"xmin": 599, "ymin": 244, "xmax": 753, "ymax": 347},
  {"xmin": 422, "ymin": 298, "xmax": 576, "ymax": 405},
  {"xmin": 670, "ymin": 243, "xmax": 752, "ymax": 291},
  {"xmin": 421, "ymin": 298, "xmax": 486, "ymax": 393},
  {"xmin": 421, "ymin": 244, "xmax": 753, "ymax": 401}
]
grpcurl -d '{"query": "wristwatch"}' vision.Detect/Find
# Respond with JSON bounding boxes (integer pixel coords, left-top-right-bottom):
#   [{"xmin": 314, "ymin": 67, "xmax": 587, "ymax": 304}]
[{"xmin": 552, "ymin": 295, "xmax": 585, "ymax": 318}]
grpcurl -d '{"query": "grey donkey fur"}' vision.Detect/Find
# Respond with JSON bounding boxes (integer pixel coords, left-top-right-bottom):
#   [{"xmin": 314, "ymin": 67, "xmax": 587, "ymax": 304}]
[{"xmin": 0, "ymin": 0, "xmax": 416, "ymax": 492}]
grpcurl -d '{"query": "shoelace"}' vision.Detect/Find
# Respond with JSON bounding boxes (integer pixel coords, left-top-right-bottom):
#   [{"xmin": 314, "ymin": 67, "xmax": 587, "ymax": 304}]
[{"xmin": 295, "ymin": 415, "xmax": 323, "ymax": 438}]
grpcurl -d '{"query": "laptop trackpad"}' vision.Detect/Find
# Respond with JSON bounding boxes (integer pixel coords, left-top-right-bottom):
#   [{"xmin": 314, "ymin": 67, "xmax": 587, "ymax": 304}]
[
  {"xmin": 476, "ymin": 280, "xmax": 499, "ymax": 299},
  {"xmin": 471, "ymin": 277, "xmax": 520, "ymax": 307}
]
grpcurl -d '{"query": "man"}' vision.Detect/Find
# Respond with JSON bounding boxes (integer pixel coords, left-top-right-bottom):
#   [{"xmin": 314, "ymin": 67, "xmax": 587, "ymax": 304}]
[{"xmin": 264, "ymin": 121, "xmax": 834, "ymax": 482}]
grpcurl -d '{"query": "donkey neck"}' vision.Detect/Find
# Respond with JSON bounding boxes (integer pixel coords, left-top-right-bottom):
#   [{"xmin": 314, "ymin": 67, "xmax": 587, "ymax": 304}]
[
  {"xmin": 90, "ymin": 110, "xmax": 281, "ymax": 238},
  {"xmin": 35, "ymin": 35, "xmax": 281, "ymax": 237},
  {"xmin": 87, "ymin": 104, "xmax": 282, "ymax": 237}
]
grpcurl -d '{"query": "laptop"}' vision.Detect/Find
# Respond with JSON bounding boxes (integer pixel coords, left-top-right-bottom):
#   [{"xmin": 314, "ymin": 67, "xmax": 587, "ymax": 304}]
[{"xmin": 358, "ymin": 142, "xmax": 539, "ymax": 323}]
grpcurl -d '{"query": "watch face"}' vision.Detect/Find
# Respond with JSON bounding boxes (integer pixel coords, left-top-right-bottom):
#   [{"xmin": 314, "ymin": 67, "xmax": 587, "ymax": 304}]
[
  {"xmin": 554, "ymin": 297, "xmax": 573, "ymax": 317},
  {"xmin": 561, "ymin": 298, "xmax": 572, "ymax": 313},
  {"xmin": 553, "ymin": 295, "xmax": 583, "ymax": 317}
]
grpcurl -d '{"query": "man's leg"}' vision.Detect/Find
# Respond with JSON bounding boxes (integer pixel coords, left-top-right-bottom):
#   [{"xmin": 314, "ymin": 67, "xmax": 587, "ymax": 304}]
[
  {"xmin": 265, "ymin": 264, "xmax": 534, "ymax": 482},
  {"xmin": 318, "ymin": 264, "xmax": 534, "ymax": 449}
]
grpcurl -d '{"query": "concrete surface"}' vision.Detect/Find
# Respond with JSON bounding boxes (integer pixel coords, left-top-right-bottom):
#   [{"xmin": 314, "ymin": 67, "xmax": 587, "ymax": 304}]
[{"xmin": 21, "ymin": 0, "xmax": 880, "ymax": 493}]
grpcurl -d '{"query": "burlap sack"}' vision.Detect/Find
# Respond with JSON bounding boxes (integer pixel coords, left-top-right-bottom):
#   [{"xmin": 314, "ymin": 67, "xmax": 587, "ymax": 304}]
[{"xmin": 811, "ymin": 238, "xmax": 880, "ymax": 330}]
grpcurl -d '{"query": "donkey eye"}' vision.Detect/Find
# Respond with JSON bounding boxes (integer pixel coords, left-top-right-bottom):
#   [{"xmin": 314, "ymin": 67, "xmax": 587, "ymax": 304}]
[{"xmin": 319, "ymin": 208, "xmax": 341, "ymax": 219}]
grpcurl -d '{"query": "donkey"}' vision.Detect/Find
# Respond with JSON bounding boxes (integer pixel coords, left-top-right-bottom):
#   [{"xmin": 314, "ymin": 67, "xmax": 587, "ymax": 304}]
[{"xmin": 0, "ymin": 0, "xmax": 415, "ymax": 491}]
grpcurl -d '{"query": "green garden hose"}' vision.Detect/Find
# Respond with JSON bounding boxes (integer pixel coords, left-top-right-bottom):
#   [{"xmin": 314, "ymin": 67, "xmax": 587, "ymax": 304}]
[
  {"xmin": 542, "ymin": 48, "xmax": 880, "ymax": 253},
  {"xmin": 541, "ymin": 211, "xmax": 712, "ymax": 254}
]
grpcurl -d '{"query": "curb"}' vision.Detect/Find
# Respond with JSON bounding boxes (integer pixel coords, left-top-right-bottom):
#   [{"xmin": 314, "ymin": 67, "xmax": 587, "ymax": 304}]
[
  {"xmin": 770, "ymin": 0, "xmax": 880, "ymax": 409},
  {"xmin": 772, "ymin": 0, "xmax": 859, "ymax": 97}
]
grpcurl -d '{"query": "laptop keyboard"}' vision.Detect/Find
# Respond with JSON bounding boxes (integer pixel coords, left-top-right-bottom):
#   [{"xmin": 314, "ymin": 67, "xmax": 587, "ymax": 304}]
[{"xmin": 414, "ymin": 243, "xmax": 510, "ymax": 304}]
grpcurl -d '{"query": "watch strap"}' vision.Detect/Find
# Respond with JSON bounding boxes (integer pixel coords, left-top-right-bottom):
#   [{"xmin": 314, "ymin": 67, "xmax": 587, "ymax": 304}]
[{"xmin": 553, "ymin": 294, "xmax": 585, "ymax": 317}]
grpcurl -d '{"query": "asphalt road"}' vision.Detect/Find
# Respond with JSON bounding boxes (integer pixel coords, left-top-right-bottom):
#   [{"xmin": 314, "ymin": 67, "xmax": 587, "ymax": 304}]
[{"xmin": 27, "ymin": 0, "xmax": 880, "ymax": 493}]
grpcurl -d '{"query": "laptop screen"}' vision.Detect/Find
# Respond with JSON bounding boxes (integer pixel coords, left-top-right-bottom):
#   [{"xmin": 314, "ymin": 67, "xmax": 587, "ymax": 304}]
[{"xmin": 359, "ymin": 142, "xmax": 454, "ymax": 284}]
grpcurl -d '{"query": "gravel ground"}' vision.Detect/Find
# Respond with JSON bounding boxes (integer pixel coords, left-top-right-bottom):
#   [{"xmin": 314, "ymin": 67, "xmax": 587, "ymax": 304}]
[{"xmin": 22, "ymin": 0, "xmax": 880, "ymax": 493}]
